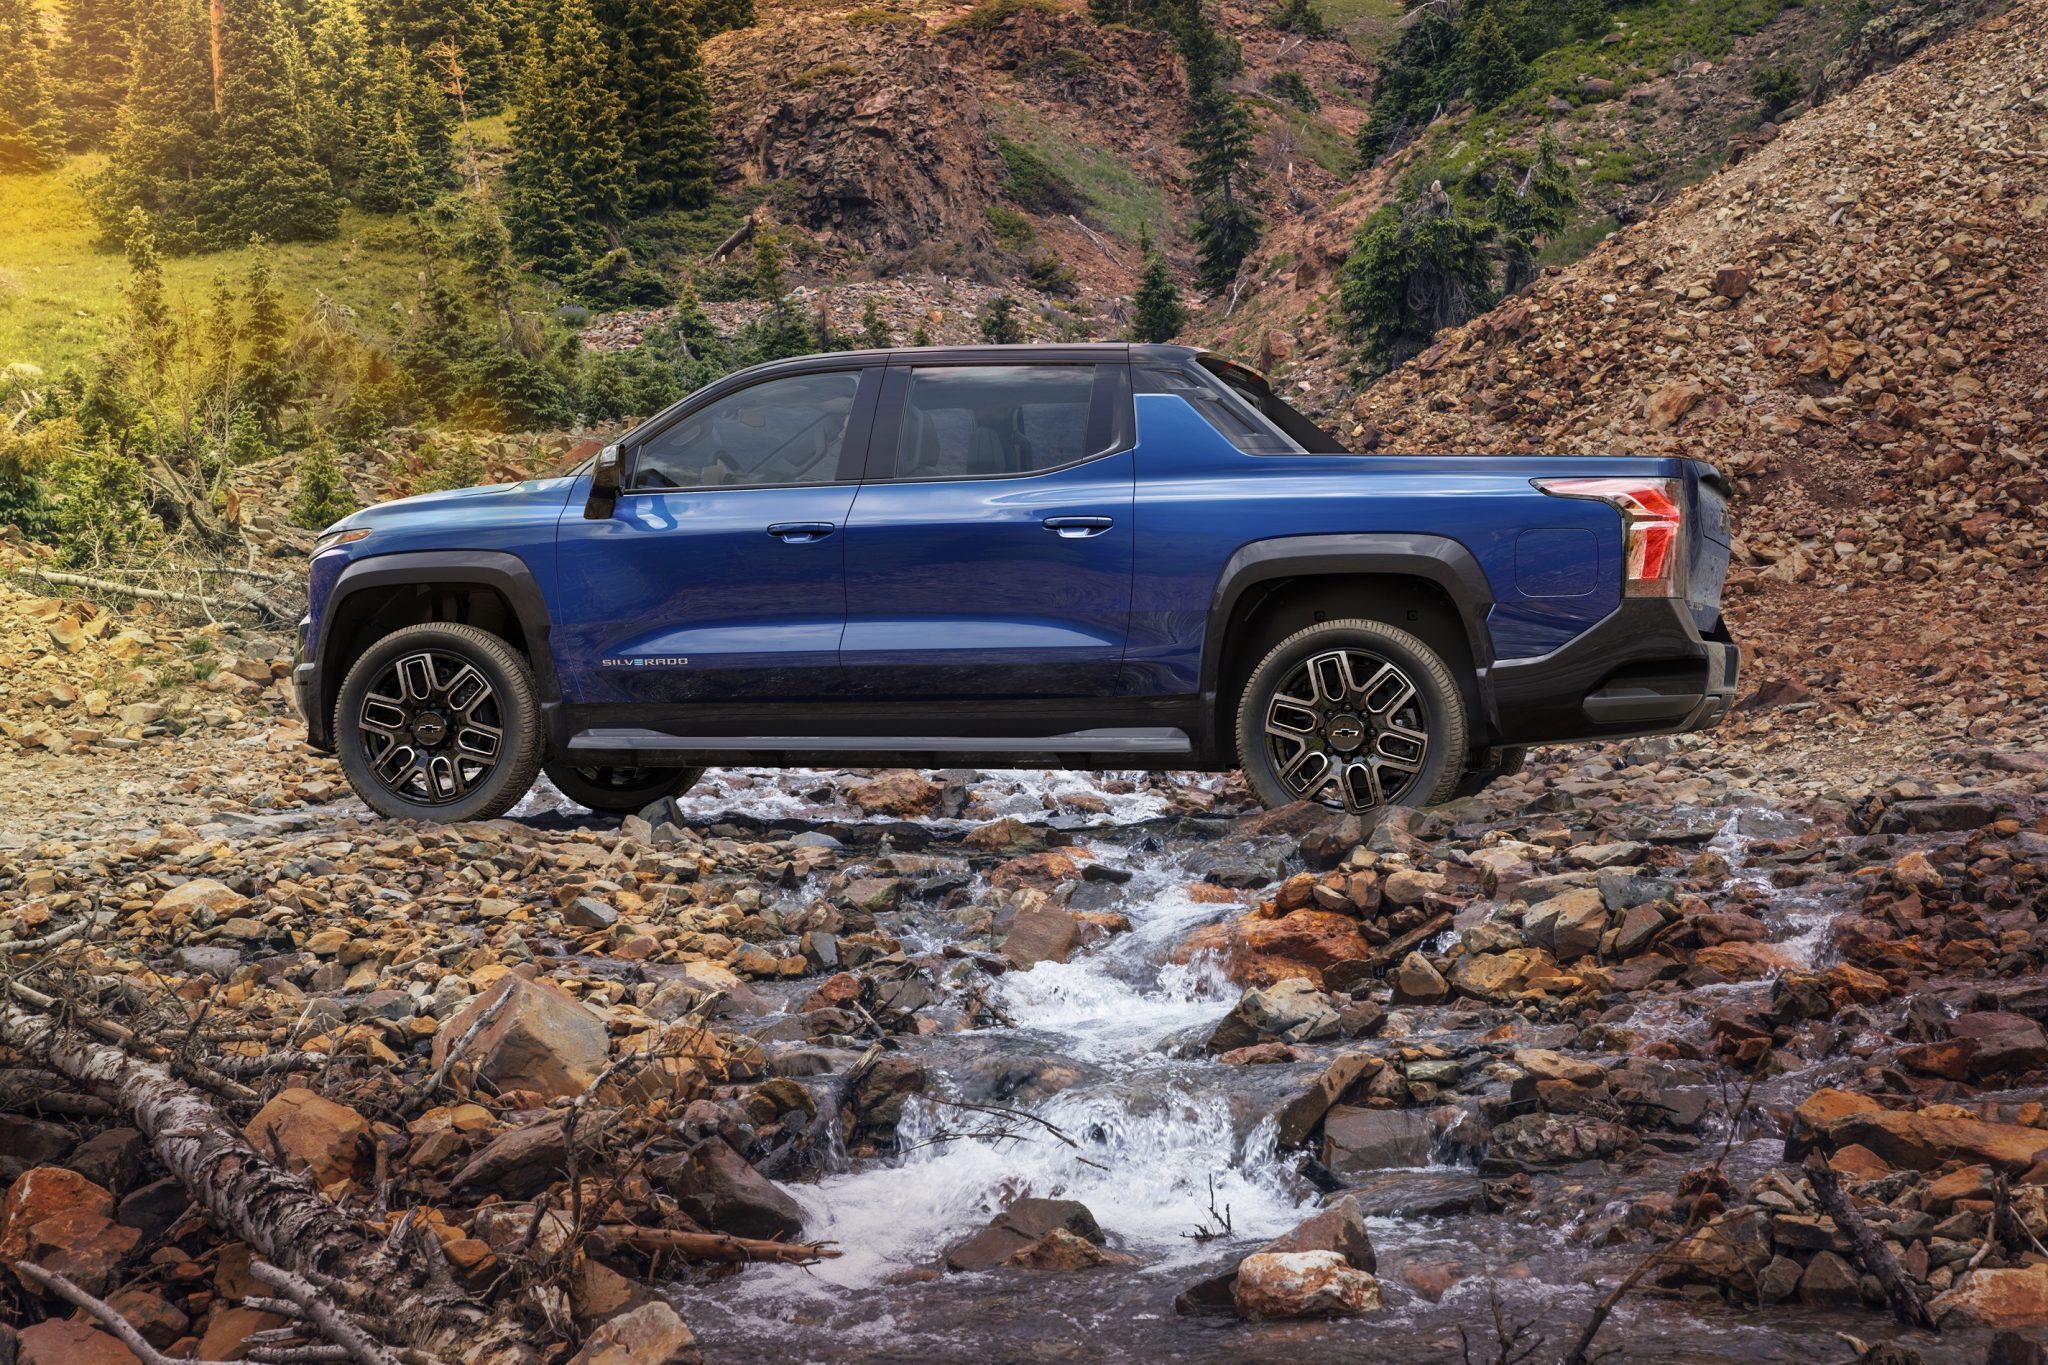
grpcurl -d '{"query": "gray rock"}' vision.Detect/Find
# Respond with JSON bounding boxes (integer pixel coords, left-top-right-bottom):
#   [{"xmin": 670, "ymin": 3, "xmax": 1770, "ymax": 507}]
[
  {"xmin": 171, "ymin": 944, "xmax": 242, "ymax": 978},
  {"xmin": 1331, "ymin": 1170, "xmax": 1485, "ymax": 1218},
  {"xmin": 1322, "ymin": 1106, "xmax": 1433, "ymax": 1176},
  {"xmin": 564, "ymin": 897, "xmax": 618, "ymax": 930},
  {"xmin": 1597, "ymin": 869, "xmax": 1677, "ymax": 911}
]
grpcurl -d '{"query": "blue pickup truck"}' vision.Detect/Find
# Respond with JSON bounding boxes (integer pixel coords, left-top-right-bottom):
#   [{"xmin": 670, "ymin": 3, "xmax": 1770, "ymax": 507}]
[{"xmin": 295, "ymin": 344, "xmax": 1738, "ymax": 823}]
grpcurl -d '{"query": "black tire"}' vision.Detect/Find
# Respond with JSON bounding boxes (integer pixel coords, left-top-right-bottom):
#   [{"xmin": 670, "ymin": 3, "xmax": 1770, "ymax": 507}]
[
  {"xmin": 1451, "ymin": 746, "xmax": 1528, "ymax": 801},
  {"xmin": 1235, "ymin": 618, "xmax": 1468, "ymax": 814},
  {"xmin": 543, "ymin": 761, "xmax": 706, "ymax": 815},
  {"xmin": 334, "ymin": 622, "xmax": 545, "ymax": 823}
]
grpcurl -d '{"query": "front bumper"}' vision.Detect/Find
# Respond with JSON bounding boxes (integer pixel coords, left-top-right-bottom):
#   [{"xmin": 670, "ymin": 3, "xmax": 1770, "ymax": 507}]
[
  {"xmin": 292, "ymin": 615, "xmax": 332, "ymax": 751},
  {"xmin": 1481, "ymin": 596, "xmax": 1739, "ymax": 747}
]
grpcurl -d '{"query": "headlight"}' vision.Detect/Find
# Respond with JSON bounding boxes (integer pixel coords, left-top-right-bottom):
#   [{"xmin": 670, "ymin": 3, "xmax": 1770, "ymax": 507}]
[{"xmin": 313, "ymin": 527, "xmax": 372, "ymax": 556}]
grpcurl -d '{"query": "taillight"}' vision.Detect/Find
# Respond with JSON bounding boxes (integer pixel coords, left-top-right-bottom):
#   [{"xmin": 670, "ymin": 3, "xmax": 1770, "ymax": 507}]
[{"xmin": 1534, "ymin": 477, "xmax": 1685, "ymax": 597}]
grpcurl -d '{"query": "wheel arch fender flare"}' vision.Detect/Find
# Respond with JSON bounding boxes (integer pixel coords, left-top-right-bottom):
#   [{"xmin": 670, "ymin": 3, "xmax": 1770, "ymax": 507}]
[
  {"xmin": 317, "ymin": 550, "xmax": 559, "ymax": 723},
  {"xmin": 1199, "ymin": 532, "xmax": 1498, "ymax": 703}
]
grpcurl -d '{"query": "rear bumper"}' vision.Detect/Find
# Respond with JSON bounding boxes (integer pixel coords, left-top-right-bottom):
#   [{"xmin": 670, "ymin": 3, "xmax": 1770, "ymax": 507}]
[{"xmin": 1481, "ymin": 596, "xmax": 1739, "ymax": 747}]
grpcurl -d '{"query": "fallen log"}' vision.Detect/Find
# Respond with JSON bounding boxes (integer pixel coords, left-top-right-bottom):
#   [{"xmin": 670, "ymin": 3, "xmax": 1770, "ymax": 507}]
[
  {"xmin": 6, "ymin": 564, "xmax": 236, "ymax": 613},
  {"xmin": 0, "ymin": 1001, "xmax": 538, "ymax": 1363},
  {"xmin": 1805, "ymin": 1156, "xmax": 1936, "ymax": 1329}
]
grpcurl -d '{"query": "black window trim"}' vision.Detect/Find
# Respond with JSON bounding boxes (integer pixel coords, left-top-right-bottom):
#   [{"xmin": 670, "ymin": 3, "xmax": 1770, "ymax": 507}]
[
  {"xmin": 617, "ymin": 363, "xmax": 884, "ymax": 496},
  {"xmin": 859, "ymin": 359, "xmax": 1135, "ymax": 485}
]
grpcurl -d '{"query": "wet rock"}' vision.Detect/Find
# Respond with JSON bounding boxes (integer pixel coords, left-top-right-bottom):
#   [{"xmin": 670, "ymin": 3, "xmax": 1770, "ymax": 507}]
[
  {"xmin": 1947, "ymin": 1012, "xmax": 2048, "ymax": 1076},
  {"xmin": 1797, "ymin": 1249, "xmax": 1862, "ymax": 1307},
  {"xmin": 1391, "ymin": 952, "xmax": 1448, "ymax": 1005},
  {"xmin": 945, "ymin": 1197, "xmax": 1104, "ymax": 1271},
  {"xmin": 1236, "ymin": 911, "xmax": 1375, "ymax": 977},
  {"xmin": 432, "ymin": 972, "xmax": 608, "ymax": 1100},
  {"xmin": 1879, "ymin": 797, "xmax": 2002, "ymax": 833},
  {"xmin": 1262, "ymin": 1196, "xmax": 1376, "ymax": 1273},
  {"xmin": 568, "ymin": 1300, "xmax": 701, "ymax": 1365},
  {"xmin": 1450, "ymin": 947, "xmax": 1555, "ymax": 1001},
  {"xmin": 1658, "ymin": 1207, "xmax": 1772, "ymax": 1296},
  {"xmin": 1322, "ymin": 1106, "xmax": 1433, "ymax": 1176},
  {"xmin": 1802, "ymin": 1095, "xmax": 2048, "ymax": 1174},
  {"xmin": 1006, "ymin": 1227, "xmax": 1127, "ymax": 1270},
  {"xmin": 1331, "ymin": 1171, "xmax": 1486, "ymax": 1218},
  {"xmin": 1596, "ymin": 869, "xmax": 1676, "ymax": 911},
  {"xmin": 962, "ymin": 817, "xmax": 1048, "ymax": 854},
  {"xmin": 1486, "ymin": 1112, "xmax": 1637, "ymax": 1169},
  {"xmin": 0, "ymin": 1117, "xmax": 72, "ymax": 1179},
  {"xmin": 1525, "ymin": 887, "xmax": 1607, "ymax": 962},
  {"xmin": 1758, "ymin": 1253, "xmax": 1803, "ymax": 1305},
  {"xmin": 243, "ymin": 1088, "xmax": 370, "ymax": 1186},
  {"xmin": 1275, "ymin": 1053, "xmax": 1384, "ymax": 1147},
  {"xmin": 1003, "ymin": 904, "xmax": 1079, "ymax": 969},
  {"xmin": 1382, "ymin": 869, "xmax": 1445, "ymax": 906},
  {"xmin": 1205, "ymin": 979, "xmax": 1340, "ymax": 1053},
  {"xmin": 1233, "ymin": 1250, "xmax": 1381, "ymax": 1320},
  {"xmin": 451, "ymin": 1119, "xmax": 571, "ymax": 1197},
  {"xmin": 847, "ymin": 770, "xmax": 942, "ymax": 816},
  {"xmin": 653, "ymin": 1140, "xmax": 805, "ymax": 1240},
  {"xmin": 1216, "ymin": 1042, "xmax": 1298, "ymax": 1065},
  {"xmin": 1930, "ymin": 1263, "xmax": 2048, "ymax": 1331}
]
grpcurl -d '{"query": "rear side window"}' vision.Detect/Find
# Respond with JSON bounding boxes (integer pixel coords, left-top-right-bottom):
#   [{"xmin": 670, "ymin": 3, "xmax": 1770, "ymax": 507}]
[
  {"xmin": 881, "ymin": 365, "xmax": 1122, "ymax": 480},
  {"xmin": 630, "ymin": 370, "xmax": 862, "ymax": 490},
  {"xmin": 1139, "ymin": 366, "xmax": 1300, "ymax": 455}
]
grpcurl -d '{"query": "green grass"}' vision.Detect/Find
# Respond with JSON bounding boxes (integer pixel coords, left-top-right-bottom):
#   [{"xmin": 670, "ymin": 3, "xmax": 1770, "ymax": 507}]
[
  {"xmin": 939, "ymin": 0, "xmax": 1061, "ymax": 31},
  {"xmin": 987, "ymin": 102, "xmax": 1178, "ymax": 246},
  {"xmin": 0, "ymin": 157, "xmax": 442, "ymax": 376},
  {"xmin": 1315, "ymin": 0, "xmax": 1405, "ymax": 53}
]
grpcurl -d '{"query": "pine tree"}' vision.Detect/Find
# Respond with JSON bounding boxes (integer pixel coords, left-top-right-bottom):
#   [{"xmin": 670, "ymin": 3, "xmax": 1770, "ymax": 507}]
[
  {"xmin": 1338, "ymin": 181, "xmax": 1496, "ymax": 366},
  {"xmin": 196, "ymin": 0, "xmax": 342, "ymax": 246},
  {"xmin": 1174, "ymin": 1, "xmax": 1262, "ymax": 290},
  {"xmin": 597, "ymin": 0, "xmax": 715, "ymax": 211},
  {"xmin": 363, "ymin": 0, "xmax": 506, "ymax": 111},
  {"xmin": 359, "ymin": 44, "xmax": 454, "ymax": 212},
  {"xmin": 684, "ymin": 0, "xmax": 752, "ymax": 38},
  {"xmin": 51, "ymin": 0, "xmax": 136, "ymax": 150},
  {"xmin": 979, "ymin": 295, "xmax": 1023, "ymax": 345},
  {"xmin": 290, "ymin": 443, "xmax": 355, "ymax": 528},
  {"xmin": 1462, "ymin": 7, "xmax": 1525, "ymax": 111},
  {"xmin": 301, "ymin": 0, "xmax": 374, "ymax": 187},
  {"xmin": 504, "ymin": 0, "xmax": 628, "ymax": 273},
  {"xmin": 241, "ymin": 247, "xmax": 296, "ymax": 431},
  {"xmin": 861, "ymin": 299, "xmax": 892, "ymax": 349},
  {"xmin": 0, "ymin": 0, "xmax": 66, "ymax": 173},
  {"xmin": 92, "ymin": 0, "xmax": 213, "ymax": 248},
  {"xmin": 1487, "ymin": 132, "xmax": 1574, "ymax": 294},
  {"xmin": 1129, "ymin": 237, "xmax": 1186, "ymax": 343},
  {"xmin": 1266, "ymin": 0, "xmax": 1326, "ymax": 38}
]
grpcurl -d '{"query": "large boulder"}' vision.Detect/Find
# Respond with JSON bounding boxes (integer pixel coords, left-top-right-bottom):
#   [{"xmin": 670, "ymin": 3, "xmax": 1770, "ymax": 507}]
[
  {"xmin": 1929, "ymin": 1264, "xmax": 2048, "ymax": 1331},
  {"xmin": 944, "ymin": 1197, "xmax": 1105, "ymax": 1272},
  {"xmin": 1233, "ymin": 1250, "xmax": 1381, "ymax": 1320},
  {"xmin": 1003, "ymin": 904, "xmax": 1080, "ymax": 969},
  {"xmin": 0, "ymin": 1167, "xmax": 138, "ymax": 1296},
  {"xmin": 16, "ymin": 1319, "xmax": 142, "ymax": 1365},
  {"xmin": 1322, "ymin": 1106, "xmax": 1433, "ymax": 1176},
  {"xmin": 1274, "ymin": 1054, "xmax": 1384, "ymax": 1147},
  {"xmin": 1205, "ymin": 979, "xmax": 1339, "ymax": 1054},
  {"xmin": 1948, "ymin": 1012, "xmax": 2048, "ymax": 1077},
  {"xmin": 242, "ymin": 1089, "xmax": 370, "ymax": 1187},
  {"xmin": 568, "ymin": 1301, "xmax": 702, "ymax": 1365},
  {"xmin": 651, "ymin": 1140, "xmax": 805, "ymax": 1240},
  {"xmin": 432, "ymin": 972, "xmax": 608, "ymax": 1100},
  {"xmin": 1235, "ymin": 911, "xmax": 1375, "ymax": 975},
  {"xmin": 847, "ymin": 770, "xmax": 942, "ymax": 816},
  {"xmin": 1804, "ymin": 1099, "xmax": 2048, "ymax": 1175}
]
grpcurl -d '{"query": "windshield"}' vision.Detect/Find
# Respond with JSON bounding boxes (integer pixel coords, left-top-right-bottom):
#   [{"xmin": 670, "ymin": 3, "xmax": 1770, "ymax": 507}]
[{"xmin": 1198, "ymin": 357, "xmax": 1351, "ymax": 454}]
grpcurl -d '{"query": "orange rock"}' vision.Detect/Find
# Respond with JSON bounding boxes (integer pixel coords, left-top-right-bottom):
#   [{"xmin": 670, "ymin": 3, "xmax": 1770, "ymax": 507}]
[
  {"xmin": 1929, "ymin": 1263, "xmax": 2048, "ymax": 1331},
  {"xmin": 1826, "ymin": 1143, "xmax": 1891, "ymax": 1181},
  {"xmin": 242, "ymin": 1088, "xmax": 371, "ymax": 1186},
  {"xmin": 1823, "ymin": 1108, "xmax": 2048, "ymax": 1175},
  {"xmin": 1692, "ymin": 941, "xmax": 1794, "ymax": 980},
  {"xmin": 198, "ymin": 1305, "xmax": 291, "ymax": 1360},
  {"xmin": 16, "ymin": 1319, "xmax": 141, "ymax": 1365},
  {"xmin": 0, "ymin": 1167, "xmax": 133, "ymax": 1295},
  {"xmin": 1236, "ymin": 910, "xmax": 1373, "ymax": 973}
]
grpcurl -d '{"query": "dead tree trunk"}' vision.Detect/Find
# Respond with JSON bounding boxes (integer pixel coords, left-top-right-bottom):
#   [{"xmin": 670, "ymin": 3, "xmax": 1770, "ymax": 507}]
[{"xmin": 0, "ymin": 1003, "xmax": 537, "ymax": 1364}]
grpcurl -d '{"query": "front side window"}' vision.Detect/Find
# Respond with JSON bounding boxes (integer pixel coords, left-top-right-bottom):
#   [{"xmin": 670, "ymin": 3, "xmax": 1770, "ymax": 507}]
[
  {"xmin": 887, "ymin": 365, "xmax": 1098, "ymax": 480},
  {"xmin": 630, "ymin": 370, "xmax": 861, "ymax": 490}
]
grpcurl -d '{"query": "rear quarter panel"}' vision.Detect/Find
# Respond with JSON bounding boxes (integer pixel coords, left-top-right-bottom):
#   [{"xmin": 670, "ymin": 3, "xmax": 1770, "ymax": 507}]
[{"xmin": 1125, "ymin": 395, "xmax": 1663, "ymax": 695}]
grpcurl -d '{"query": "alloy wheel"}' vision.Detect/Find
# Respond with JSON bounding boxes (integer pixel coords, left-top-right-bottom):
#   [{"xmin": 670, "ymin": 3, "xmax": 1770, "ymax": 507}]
[
  {"xmin": 1263, "ymin": 647, "xmax": 1431, "ymax": 814},
  {"xmin": 355, "ymin": 650, "xmax": 504, "ymax": 805}
]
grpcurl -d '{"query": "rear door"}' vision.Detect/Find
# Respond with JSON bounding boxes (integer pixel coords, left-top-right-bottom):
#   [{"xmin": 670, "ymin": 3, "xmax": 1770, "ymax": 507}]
[
  {"xmin": 552, "ymin": 364, "xmax": 880, "ymax": 707},
  {"xmin": 839, "ymin": 360, "xmax": 1136, "ymax": 701}
]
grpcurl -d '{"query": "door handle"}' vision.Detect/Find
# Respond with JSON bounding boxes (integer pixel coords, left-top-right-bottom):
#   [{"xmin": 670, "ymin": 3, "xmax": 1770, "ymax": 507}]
[
  {"xmin": 766, "ymin": 522, "xmax": 836, "ymax": 543},
  {"xmin": 1042, "ymin": 515, "xmax": 1114, "ymax": 539}
]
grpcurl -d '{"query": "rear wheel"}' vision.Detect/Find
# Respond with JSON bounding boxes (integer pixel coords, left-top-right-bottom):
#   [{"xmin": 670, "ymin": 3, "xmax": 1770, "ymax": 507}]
[
  {"xmin": 1235, "ymin": 618, "xmax": 1467, "ymax": 814},
  {"xmin": 543, "ymin": 761, "xmax": 706, "ymax": 815},
  {"xmin": 335, "ymin": 622, "xmax": 545, "ymax": 823}
]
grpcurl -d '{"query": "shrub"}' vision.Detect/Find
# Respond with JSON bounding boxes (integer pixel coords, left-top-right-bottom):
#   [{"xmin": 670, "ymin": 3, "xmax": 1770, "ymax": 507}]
[
  {"xmin": 1266, "ymin": 0, "xmax": 1328, "ymax": 37},
  {"xmin": 1338, "ymin": 182, "xmax": 1498, "ymax": 366},
  {"xmin": 979, "ymin": 294, "xmax": 1024, "ymax": 344},
  {"xmin": 290, "ymin": 445, "xmax": 356, "ymax": 530},
  {"xmin": 48, "ymin": 445, "xmax": 156, "ymax": 566},
  {"xmin": 1265, "ymin": 71, "xmax": 1321, "ymax": 112},
  {"xmin": 993, "ymin": 134, "xmax": 1083, "ymax": 215},
  {"xmin": 1750, "ymin": 63, "xmax": 1804, "ymax": 117}
]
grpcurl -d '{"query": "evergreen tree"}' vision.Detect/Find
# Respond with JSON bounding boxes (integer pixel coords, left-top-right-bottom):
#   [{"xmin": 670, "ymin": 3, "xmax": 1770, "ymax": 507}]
[
  {"xmin": 1353, "ymin": 7, "xmax": 1460, "ymax": 164},
  {"xmin": 684, "ymin": 0, "xmax": 753, "ymax": 38},
  {"xmin": 1337, "ymin": 181, "xmax": 1496, "ymax": 366},
  {"xmin": 504, "ymin": 0, "xmax": 628, "ymax": 273},
  {"xmin": 92, "ymin": 0, "xmax": 213, "ymax": 247},
  {"xmin": 51, "ymin": 0, "xmax": 136, "ymax": 150},
  {"xmin": 1567, "ymin": 0, "xmax": 1611, "ymax": 40},
  {"xmin": 196, "ymin": 0, "xmax": 342, "ymax": 246},
  {"xmin": 1486, "ymin": 132, "xmax": 1574, "ymax": 294},
  {"xmin": 241, "ymin": 247, "xmax": 296, "ymax": 431},
  {"xmin": 0, "ymin": 0, "xmax": 67, "ymax": 173},
  {"xmin": 861, "ymin": 299, "xmax": 892, "ymax": 349},
  {"xmin": 598, "ymin": 0, "xmax": 715, "ymax": 211},
  {"xmin": 1129, "ymin": 237, "xmax": 1186, "ymax": 343},
  {"xmin": 363, "ymin": 0, "xmax": 506, "ymax": 111},
  {"xmin": 1266, "ymin": 0, "xmax": 1326, "ymax": 38},
  {"xmin": 301, "ymin": 0, "xmax": 374, "ymax": 187},
  {"xmin": 291, "ymin": 443, "xmax": 355, "ymax": 529},
  {"xmin": 1462, "ymin": 7, "xmax": 1525, "ymax": 111},
  {"xmin": 359, "ymin": 44, "xmax": 454, "ymax": 212},
  {"xmin": 979, "ymin": 295, "xmax": 1023, "ymax": 345},
  {"xmin": 1173, "ymin": 1, "xmax": 1261, "ymax": 290}
]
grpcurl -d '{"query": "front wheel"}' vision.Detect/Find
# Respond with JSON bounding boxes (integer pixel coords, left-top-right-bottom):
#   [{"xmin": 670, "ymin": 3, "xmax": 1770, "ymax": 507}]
[
  {"xmin": 543, "ymin": 761, "xmax": 705, "ymax": 815},
  {"xmin": 335, "ymin": 622, "xmax": 546, "ymax": 823},
  {"xmin": 1235, "ymin": 618, "xmax": 1468, "ymax": 815}
]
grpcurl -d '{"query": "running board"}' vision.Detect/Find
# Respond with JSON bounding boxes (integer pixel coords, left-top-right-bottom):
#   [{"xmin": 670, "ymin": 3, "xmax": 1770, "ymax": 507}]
[{"xmin": 562, "ymin": 727, "xmax": 1194, "ymax": 767}]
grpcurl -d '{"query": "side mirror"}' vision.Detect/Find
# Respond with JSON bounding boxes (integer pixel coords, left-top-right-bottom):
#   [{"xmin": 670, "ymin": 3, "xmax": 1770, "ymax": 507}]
[{"xmin": 584, "ymin": 444, "xmax": 621, "ymax": 520}]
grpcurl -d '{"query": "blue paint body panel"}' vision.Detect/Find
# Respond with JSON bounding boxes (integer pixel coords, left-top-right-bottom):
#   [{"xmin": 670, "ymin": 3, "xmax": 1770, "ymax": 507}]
[{"xmin": 299, "ymin": 344, "xmax": 1738, "ymax": 765}]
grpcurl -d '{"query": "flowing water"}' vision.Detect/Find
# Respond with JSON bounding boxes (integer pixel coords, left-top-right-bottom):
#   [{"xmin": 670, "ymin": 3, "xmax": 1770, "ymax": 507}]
[{"xmin": 634, "ymin": 772, "xmax": 1988, "ymax": 1363}]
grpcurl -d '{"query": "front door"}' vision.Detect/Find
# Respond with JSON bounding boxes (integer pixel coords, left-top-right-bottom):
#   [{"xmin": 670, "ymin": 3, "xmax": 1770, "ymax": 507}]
[
  {"xmin": 840, "ymin": 361, "xmax": 1135, "ymax": 702},
  {"xmin": 552, "ymin": 365, "xmax": 879, "ymax": 709}
]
